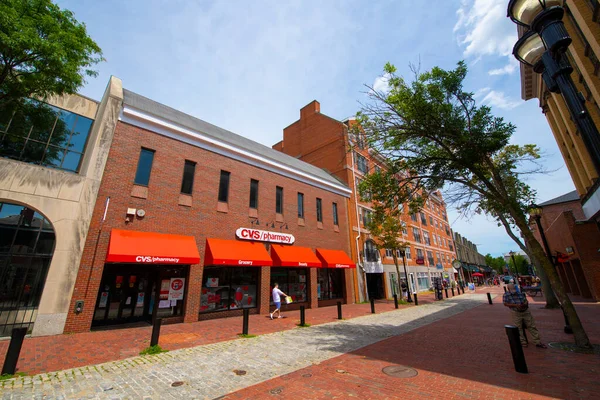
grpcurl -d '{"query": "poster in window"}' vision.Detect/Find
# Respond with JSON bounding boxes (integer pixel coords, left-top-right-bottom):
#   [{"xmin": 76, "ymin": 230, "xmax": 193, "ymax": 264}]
[
  {"xmin": 136, "ymin": 292, "xmax": 145, "ymax": 307},
  {"xmin": 168, "ymin": 278, "xmax": 185, "ymax": 301},
  {"xmin": 99, "ymin": 292, "xmax": 108, "ymax": 308},
  {"xmin": 160, "ymin": 279, "xmax": 170, "ymax": 300},
  {"xmin": 299, "ymin": 275, "xmax": 306, "ymax": 283},
  {"xmin": 158, "ymin": 299, "xmax": 171, "ymax": 308},
  {"xmin": 115, "ymin": 275, "xmax": 123, "ymax": 288},
  {"xmin": 206, "ymin": 277, "xmax": 219, "ymax": 287}
]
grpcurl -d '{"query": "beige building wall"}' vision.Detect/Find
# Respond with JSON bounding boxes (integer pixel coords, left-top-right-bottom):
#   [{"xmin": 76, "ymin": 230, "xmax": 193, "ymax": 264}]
[{"xmin": 0, "ymin": 77, "xmax": 123, "ymax": 336}]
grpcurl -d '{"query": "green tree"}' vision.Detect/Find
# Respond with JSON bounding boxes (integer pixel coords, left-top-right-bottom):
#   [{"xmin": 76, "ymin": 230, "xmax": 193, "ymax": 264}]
[
  {"xmin": 359, "ymin": 169, "xmax": 410, "ymax": 300},
  {"xmin": 356, "ymin": 61, "xmax": 592, "ymax": 349},
  {"xmin": 0, "ymin": 0, "xmax": 103, "ymax": 110},
  {"xmin": 508, "ymin": 254, "xmax": 530, "ymax": 276},
  {"xmin": 484, "ymin": 254, "xmax": 505, "ymax": 274}
]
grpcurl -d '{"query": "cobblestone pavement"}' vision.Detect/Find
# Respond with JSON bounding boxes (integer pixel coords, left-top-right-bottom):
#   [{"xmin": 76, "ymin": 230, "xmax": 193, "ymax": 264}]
[{"xmin": 0, "ymin": 294, "xmax": 488, "ymax": 399}]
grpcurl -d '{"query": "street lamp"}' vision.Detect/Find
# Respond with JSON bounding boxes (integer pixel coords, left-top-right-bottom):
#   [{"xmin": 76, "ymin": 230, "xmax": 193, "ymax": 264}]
[
  {"xmin": 398, "ymin": 248, "xmax": 413, "ymax": 303},
  {"xmin": 528, "ymin": 202, "xmax": 573, "ymax": 333},
  {"xmin": 509, "ymin": 250, "xmax": 520, "ymax": 281},
  {"xmin": 508, "ymin": 0, "xmax": 600, "ymax": 175}
]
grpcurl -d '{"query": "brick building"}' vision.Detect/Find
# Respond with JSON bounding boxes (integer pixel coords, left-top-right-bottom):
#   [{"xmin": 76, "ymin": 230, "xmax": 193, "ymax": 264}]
[
  {"xmin": 64, "ymin": 87, "xmax": 355, "ymax": 333},
  {"xmin": 531, "ymin": 190, "xmax": 600, "ymax": 301},
  {"xmin": 453, "ymin": 232, "xmax": 489, "ymax": 283},
  {"xmin": 273, "ymin": 101, "xmax": 456, "ymax": 301},
  {"xmin": 0, "ymin": 77, "xmax": 122, "ymax": 337}
]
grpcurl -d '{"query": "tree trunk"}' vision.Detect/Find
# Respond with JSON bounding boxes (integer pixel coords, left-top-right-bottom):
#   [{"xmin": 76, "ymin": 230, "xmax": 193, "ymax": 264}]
[
  {"xmin": 512, "ymin": 211, "xmax": 592, "ymax": 349},
  {"xmin": 523, "ymin": 240, "xmax": 560, "ymax": 309},
  {"xmin": 392, "ymin": 254, "xmax": 404, "ymax": 300}
]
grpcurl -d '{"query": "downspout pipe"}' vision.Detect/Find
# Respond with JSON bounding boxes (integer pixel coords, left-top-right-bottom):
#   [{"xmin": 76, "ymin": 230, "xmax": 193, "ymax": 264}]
[{"xmin": 351, "ymin": 148, "xmax": 368, "ymax": 302}]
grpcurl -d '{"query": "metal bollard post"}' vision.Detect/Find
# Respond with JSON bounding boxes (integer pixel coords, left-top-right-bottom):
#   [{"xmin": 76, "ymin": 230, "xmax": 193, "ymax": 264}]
[
  {"xmin": 370, "ymin": 298, "xmax": 375, "ymax": 313},
  {"xmin": 413, "ymin": 293, "xmax": 419, "ymax": 305},
  {"xmin": 444, "ymin": 288, "xmax": 449, "ymax": 298},
  {"xmin": 461, "ymin": 286, "xmax": 465, "ymax": 294},
  {"xmin": 505, "ymin": 325, "xmax": 528, "ymax": 373},
  {"xmin": 393, "ymin": 294, "xmax": 398, "ymax": 309},
  {"xmin": 451, "ymin": 287, "xmax": 455, "ymax": 296},
  {"xmin": 150, "ymin": 318, "xmax": 162, "ymax": 347},
  {"xmin": 242, "ymin": 308, "xmax": 249, "ymax": 335},
  {"xmin": 337, "ymin": 301, "xmax": 342, "ymax": 320},
  {"xmin": 487, "ymin": 292, "xmax": 493, "ymax": 305},
  {"xmin": 300, "ymin": 305, "xmax": 306, "ymax": 326},
  {"xmin": 1, "ymin": 327, "xmax": 28, "ymax": 375}
]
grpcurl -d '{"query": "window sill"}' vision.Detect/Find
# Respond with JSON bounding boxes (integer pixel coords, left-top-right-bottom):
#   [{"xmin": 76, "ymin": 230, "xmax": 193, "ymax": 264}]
[
  {"xmin": 217, "ymin": 201, "xmax": 229, "ymax": 213},
  {"xmin": 298, "ymin": 218, "xmax": 305, "ymax": 226},
  {"xmin": 317, "ymin": 221, "xmax": 323, "ymax": 230},
  {"xmin": 276, "ymin": 213, "xmax": 284, "ymax": 223},
  {"xmin": 131, "ymin": 185, "xmax": 148, "ymax": 199},
  {"xmin": 179, "ymin": 194, "xmax": 192, "ymax": 207},
  {"xmin": 333, "ymin": 225, "xmax": 339, "ymax": 232},
  {"xmin": 249, "ymin": 208, "xmax": 258, "ymax": 218}
]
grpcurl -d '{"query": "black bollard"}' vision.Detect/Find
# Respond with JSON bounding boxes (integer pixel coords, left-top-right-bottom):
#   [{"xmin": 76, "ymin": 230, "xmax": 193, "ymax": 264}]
[
  {"xmin": 393, "ymin": 294, "xmax": 398, "ymax": 309},
  {"xmin": 505, "ymin": 325, "xmax": 528, "ymax": 373},
  {"xmin": 300, "ymin": 305, "xmax": 306, "ymax": 326},
  {"xmin": 414, "ymin": 293, "xmax": 419, "ymax": 305},
  {"xmin": 444, "ymin": 288, "xmax": 449, "ymax": 298},
  {"xmin": 150, "ymin": 318, "xmax": 162, "ymax": 347},
  {"xmin": 337, "ymin": 301, "xmax": 342, "ymax": 320},
  {"xmin": 461, "ymin": 286, "xmax": 465, "ymax": 294},
  {"xmin": 370, "ymin": 298, "xmax": 375, "ymax": 313},
  {"xmin": 242, "ymin": 308, "xmax": 249, "ymax": 335},
  {"xmin": 1, "ymin": 327, "xmax": 28, "ymax": 375},
  {"xmin": 451, "ymin": 288, "xmax": 455, "ymax": 296},
  {"xmin": 487, "ymin": 292, "xmax": 493, "ymax": 305}
]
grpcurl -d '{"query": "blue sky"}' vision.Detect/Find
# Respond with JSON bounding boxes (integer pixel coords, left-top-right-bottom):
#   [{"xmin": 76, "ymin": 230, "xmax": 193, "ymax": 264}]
[{"xmin": 58, "ymin": 0, "xmax": 574, "ymax": 257}]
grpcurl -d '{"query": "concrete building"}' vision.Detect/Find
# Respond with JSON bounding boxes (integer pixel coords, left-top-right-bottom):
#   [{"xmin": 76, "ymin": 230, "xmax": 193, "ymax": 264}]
[
  {"xmin": 273, "ymin": 101, "xmax": 457, "ymax": 300},
  {"xmin": 0, "ymin": 77, "xmax": 123, "ymax": 336},
  {"xmin": 516, "ymin": 0, "xmax": 600, "ymax": 220},
  {"xmin": 531, "ymin": 190, "xmax": 599, "ymax": 300},
  {"xmin": 453, "ymin": 232, "xmax": 488, "ymax": 282},
  {"xmin": 65, "ymin": 88, "xmax": 355, "ymax": 333}
]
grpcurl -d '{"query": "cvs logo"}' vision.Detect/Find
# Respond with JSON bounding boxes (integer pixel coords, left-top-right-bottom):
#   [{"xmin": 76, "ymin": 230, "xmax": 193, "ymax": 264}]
[{"xmin": 135, "ymin": 256, "xmax": 152, "ymax": 263}]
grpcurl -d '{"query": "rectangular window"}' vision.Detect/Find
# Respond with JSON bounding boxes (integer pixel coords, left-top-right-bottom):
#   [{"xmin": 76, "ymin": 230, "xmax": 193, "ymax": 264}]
[
  {"xmin": 432, "ymin": 234, "xmax": 437, "ymax": 245},
  {"xmin": 362, "ymin": 209, "xmax": 372, "ymax": 227},
  {"xmin": 270, "ymin": 268, "xmax": 308, "ymax": 304},
  {"xmin": 318, "ymin": 269, "xmax": 344, "ymax": 300},
  {"xmin": 200, "ymin": 267, "xmax": 258, "ymax": 313},
  {"xmin": 416, "ymin": 248, "xmax": 424, "ymax": 259},
  {"xmin": 427, "ymin": 251, "xmax": 435, "ymax": 266},
  {"xmin": 412, "ymin": 227, "xmax": 422, "ymax": 243},
  {"xmin": 401, "ymin": 223, "xmax": 408, "ymax": 235},
  {"xmin": 420, "ymin": 212, "xmax": 427, "ymax": 225},
  {"xmin": 332, "ymin": 202, "xmax": 339, "ymax": 225},
  {"xmin": 316, "ymin": 198, "xmax": 323, "ymax": 222},
  {"xmin": 297, "ymin": 192, "xmax": 304, "ymax": 218},
  {"xmin": 180, "ymin": 160, "xmax": 196, "ymax": 194},
  {"xmin": 276, "ymin": 186, "xmax": 284, "ymax": 214},
  {"xmin": 355, "ymin": 152, "xmax": 368, "ymax": 174},
  {"xmin": 423, "ymin": 231, "xmax": 431, "ymax": 245},
  {"xmin": 411, "ymin": 213, "xmax": 418, "ymax": 222},
  {"xmin": 249, "ymin": 179, "xmax": 259, "ymax": 209},
  {"xmin": 218, "ymin": 170, "xmax": 231, "ymax": 202},
  {"xmin": 134, "ymin": 148, "xmax": 155, "ymax": 186},
  {"xmin": 385, "ymin": 249, "xmax": 393, "ymax": 258},
  {"xmin": 429, "ymin": 216, "xmax": 434, "ymax": 225},
  {"xmin": 405, "ymin": 247, "xmax": 411, "ymax": 259}
]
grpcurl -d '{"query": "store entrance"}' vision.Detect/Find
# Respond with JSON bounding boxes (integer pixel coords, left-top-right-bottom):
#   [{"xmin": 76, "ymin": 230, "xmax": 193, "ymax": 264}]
[
  {"xmin": 92, "ymin": 264, "xmax": 187, "ymax": 328},
  {"xmin": 366, "ymin": 273, "xmax": 385, "ymax": 299}
]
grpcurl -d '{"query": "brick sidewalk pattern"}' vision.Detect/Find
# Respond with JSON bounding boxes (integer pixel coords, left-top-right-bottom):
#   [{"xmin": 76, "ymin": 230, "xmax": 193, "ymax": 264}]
[
  {"xmin": 0, "ymin": 294, "xmax": 441, "ymax": 376},
  {"xmin": 225, "ymin": 286, "xmax": 600, "ymax": 400},
  {"xmin": 0, "ymin": 293, "xmax": 486, "ymax": 399}
]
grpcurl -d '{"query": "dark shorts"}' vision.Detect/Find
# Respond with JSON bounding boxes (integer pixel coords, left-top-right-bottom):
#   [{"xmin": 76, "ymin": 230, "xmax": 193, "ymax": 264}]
[{"xmin": 274, "ymin": 301, "xmax": 281, "ymax": 309}]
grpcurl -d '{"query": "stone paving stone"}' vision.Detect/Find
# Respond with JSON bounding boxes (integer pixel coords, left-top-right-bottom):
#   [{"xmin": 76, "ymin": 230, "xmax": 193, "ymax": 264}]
[{"xmin": 0, "ymin": 295, "xmax": 486, "ymax": 399}]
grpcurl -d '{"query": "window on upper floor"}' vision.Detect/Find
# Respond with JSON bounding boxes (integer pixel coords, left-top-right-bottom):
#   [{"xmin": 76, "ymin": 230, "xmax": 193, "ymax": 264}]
[
  {"xmin": 405, "ymin": 246, "xmax": 412, "ymax": 259},
  {"xmin": 297, "ymin": 192, "xmax": 304, "ymax": 218},
  {"xmin": 411, "ymin": 213, "xmax": 418, "ymax": 222},
  {"xmin": 0, "ymin": 100, "xmax": 94, "ymax": 173},
  {"xmin": 180, "ymin": 160, "xmax": 196, "ymax": 195},
  {"xmin": 276, "ymin": 186, "xmax": 284, "ymax": 214},
  {"xmin": 420, "ymin": 212, "xmax": 427, "ymax": 225},
  {"xmin": 355, "ymin": 152, "xmax": 368, "ymax": 174},
  {"xmin": 218, "ymin": 170, "xmax": 231, "ymax": 202},
  {"xmin": 249, "ymin": 179, "xmax": 259, "ymax": 209},
  {"xmin": 385, "ymin": 248, "xmax": 393, "ymax": 258},
  {"xmin": 134, "ymin": 148, "xmax": 155, "ymax": 186},
  {"xmin": 332, "ymin": 202, "xmax": 339, "ymax": 226},
  {"xmin": 362, "ymin": 208, "xmax": 373, "ymax": 228},
  {"xmin": 412, "ymin": 227, "xmax": 422, "ymax": 243},
  {"xmin": 416, "ymin": 248, "xmax": 424, "ymax": 259},
  {"xmin": 316, "ymin": 198, "xmax": 323, "ymax": 222},
  {"xmin": 427, "ymin": 251, "xmax": 434, "ymax": 266},
  {"xmin": 423, "ymin": 231, "xmax": 431, "ymax": 245},
  {"xmin": 429, "ymin": 216, "xmax": 434, "ymax": 225},
  {"xmin": 365, "ymin": 240, "xmax": 379, "ymax": 262}
]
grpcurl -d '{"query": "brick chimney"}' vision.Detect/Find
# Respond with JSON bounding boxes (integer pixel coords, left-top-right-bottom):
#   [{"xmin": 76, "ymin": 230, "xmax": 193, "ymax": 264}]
[{"xmin": 300, "ymin": 100, "xmax": 320, "ymax": 120}]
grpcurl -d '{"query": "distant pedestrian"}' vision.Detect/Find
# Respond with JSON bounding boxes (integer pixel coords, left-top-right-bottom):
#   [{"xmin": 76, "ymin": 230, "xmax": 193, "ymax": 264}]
[
  {"xmin": 503, "ymin": 283, "xmax": 547, "ymax": 348},
  {"xmin": 400, "ymin": 280, "xmax": 408, "ymax": 300},
  {"xmin": 270, "ymin": 283, "xmax": 288, "ymax": 320}
]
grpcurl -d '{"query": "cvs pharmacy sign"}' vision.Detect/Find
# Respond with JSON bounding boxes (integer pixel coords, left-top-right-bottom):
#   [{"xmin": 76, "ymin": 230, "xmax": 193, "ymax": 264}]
[{"xmin": 236, "ymin": 228, "xmax": 295, "ymax": 244}]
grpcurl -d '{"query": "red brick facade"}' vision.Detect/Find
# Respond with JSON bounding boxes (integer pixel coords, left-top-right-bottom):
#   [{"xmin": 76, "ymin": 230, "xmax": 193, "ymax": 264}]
[
  {"xmin": 532, "ymin": 198, "xmax": 600, "ymax": 301},
  {"xmin": 64, "ymin": 118, "xmax": 353, "ymax": 333}
]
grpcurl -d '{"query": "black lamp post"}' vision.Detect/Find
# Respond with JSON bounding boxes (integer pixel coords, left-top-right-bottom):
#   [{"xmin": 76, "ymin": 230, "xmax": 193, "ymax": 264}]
[
  {"xmin": 508, "ymin": 0, "xmax": 600, "ymax": 175},
  {"xmin": 398, "ymin": 248, "xmax": 412, "ymax": 303},
  {"xmin": 509, "ymin": 250, "xmax": 520, "ymax": 281}
]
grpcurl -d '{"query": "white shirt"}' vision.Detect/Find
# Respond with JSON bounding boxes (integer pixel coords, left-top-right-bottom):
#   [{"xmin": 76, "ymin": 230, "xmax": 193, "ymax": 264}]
[{"xmin": 272, "ymin": 288, "xmax": 284, "ymax": 302}]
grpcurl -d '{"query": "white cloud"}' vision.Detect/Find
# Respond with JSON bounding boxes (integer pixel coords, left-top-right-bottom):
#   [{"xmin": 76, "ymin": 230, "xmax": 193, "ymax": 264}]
[
  {"xmin": 372, "ymin": 73, "xmax": 391, "ymax": 93},
  {"xmin": 488, "ymin": 58, "xmax": 519, "ymax": 75},
  {"xmin": 474, "ymin": 87, "xmax": 521, "ymax": 110}
]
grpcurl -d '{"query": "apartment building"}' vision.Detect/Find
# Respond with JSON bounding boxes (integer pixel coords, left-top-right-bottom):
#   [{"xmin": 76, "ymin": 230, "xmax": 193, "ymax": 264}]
[{"xmin": 273, "ymin": 101, "xmax": 457, "ymax": 301}]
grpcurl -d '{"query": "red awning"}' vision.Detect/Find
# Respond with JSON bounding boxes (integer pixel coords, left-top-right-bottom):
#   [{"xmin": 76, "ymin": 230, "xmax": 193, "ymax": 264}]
[
  {"xmin": 204, "ymin": 238, "xmax": 272, "ymax": 266},
  {"xmin": 270, "ymin": 244, "xmax": 321, "ymax": 267},
  {"xmin": 106, "ymin": 229, "xmax": 200, "ymax": 264},
  {"xmin": 316, "ymin": 248, "xmax": 356, "ymax": 269}
]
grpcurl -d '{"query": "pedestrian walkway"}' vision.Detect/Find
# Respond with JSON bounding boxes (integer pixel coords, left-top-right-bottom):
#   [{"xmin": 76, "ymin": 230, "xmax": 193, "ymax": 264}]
[
  {"xmin": 0, "ymin": 294, "xmax": 442, "ymax": 375},
  {"xmin": 225, "ymin": 286, "xmax": 600, "ymax": 400},
  {"xmin": 0, "ymin": 294, "xmax": 487, "ymax": 399}
]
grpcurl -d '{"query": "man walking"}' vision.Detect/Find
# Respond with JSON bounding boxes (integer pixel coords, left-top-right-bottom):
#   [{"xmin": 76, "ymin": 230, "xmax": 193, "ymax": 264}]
[
  {"xmin": 503, "ymin": 283, "xmax": 547, "ymax": 348},
  {"xmin": 270, "ymin": 283, "xmax": 288, "ymax": 320}
]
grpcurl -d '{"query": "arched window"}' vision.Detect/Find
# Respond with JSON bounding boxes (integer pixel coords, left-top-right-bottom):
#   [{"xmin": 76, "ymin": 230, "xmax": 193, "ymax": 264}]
[
  {"xmin": 364, "ymin": 240, "xmax": 379, "ymax": 262},
  {"xmin": 0, "ymin": 202, "xmax": 55, "ymax": 336}
]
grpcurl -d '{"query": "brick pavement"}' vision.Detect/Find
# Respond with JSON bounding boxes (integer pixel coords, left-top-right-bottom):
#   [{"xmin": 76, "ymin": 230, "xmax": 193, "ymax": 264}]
[
  {"xmin": 0, "ymin": 293, "xmax": 441, "ymax": 375},
  {"xmin": 0, "ymin": 293, "xmax": 485, "ymax": 399},
  {"xmin": 224, "ymin": 286, "xmax": 600, "ymax": 400}
]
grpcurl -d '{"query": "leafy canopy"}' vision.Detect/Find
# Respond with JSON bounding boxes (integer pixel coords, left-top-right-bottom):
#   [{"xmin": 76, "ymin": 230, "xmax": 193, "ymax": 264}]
[
  {"xmin": 0, "ymin": 0, "xmax": 103, "ymax": 109},
  {"xmin": 484, "ymin": 253, "xmax": 506, "ymax": 274}
]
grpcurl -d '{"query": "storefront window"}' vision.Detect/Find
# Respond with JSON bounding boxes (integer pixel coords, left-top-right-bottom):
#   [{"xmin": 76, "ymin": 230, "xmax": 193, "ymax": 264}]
[
  {"xmin": 200, "ymin": 267, "xmax": 258, "ymax": 313},
  {"xmin": 270, "ymin": 267, "xmax": 308, "ymax": 304},
  {"xmin": 318, "ymin": 268, "xmax": 344, "ymax": 300},
  {"xmin": 417, "ymin": 272, "xmax": 429, "ymax": 291}
]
